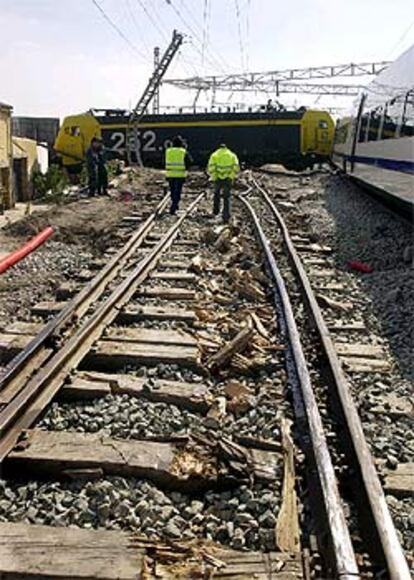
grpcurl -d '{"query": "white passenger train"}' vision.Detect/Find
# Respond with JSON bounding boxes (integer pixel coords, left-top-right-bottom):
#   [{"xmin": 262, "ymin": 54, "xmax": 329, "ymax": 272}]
[{"xmin": 332, "ymin": 45, "xmax": 414, "ymax": 215}]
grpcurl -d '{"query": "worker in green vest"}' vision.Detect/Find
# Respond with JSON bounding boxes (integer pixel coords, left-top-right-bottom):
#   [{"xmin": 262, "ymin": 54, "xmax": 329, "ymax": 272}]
[
  {"xmin": 165, "ymin": 136, "xmax": 192, "ymax": 215},
  {"xmin": 207, "ymin": 143, "xmax": 240, "ymax": 223}
]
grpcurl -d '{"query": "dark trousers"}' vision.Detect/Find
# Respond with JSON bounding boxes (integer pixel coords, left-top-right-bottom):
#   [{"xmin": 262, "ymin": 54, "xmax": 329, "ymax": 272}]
[
  {"xmin": 168, "ymin": 178, "xmax": 185, "ymax": 214},
  {"xmin": 213, "ymin": 178, "xmax": 232, "ymax": 223},
  {"xmin": 88, "ymin": 166, "xmax": 108, "ymax": 196}
]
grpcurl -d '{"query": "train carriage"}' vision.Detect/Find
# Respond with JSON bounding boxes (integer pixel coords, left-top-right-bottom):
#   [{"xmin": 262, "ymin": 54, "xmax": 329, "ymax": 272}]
[
  {"xmin": 332, "ymin": 44, "xmax": 414, "ymax": 215},
  {"xmin": 54, "ymin": 107, "xmax": 334, "ymax": 174}
]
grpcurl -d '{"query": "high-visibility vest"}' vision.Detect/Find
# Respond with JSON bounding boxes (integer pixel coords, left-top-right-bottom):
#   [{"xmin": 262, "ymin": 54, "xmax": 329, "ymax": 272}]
[
  {"xmin": 207, "ymin": 147, "xmax": 240, "ymax": 181},
  {"xmin": 165, "ymin": 147, "xmax": 187, "ymax": 178}
]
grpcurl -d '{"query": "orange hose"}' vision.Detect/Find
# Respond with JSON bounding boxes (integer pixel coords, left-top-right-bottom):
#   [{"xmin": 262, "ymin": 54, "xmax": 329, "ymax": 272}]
[{"xmin": 0, "ymin": 226, "xmax": 54, "ymax": 274}]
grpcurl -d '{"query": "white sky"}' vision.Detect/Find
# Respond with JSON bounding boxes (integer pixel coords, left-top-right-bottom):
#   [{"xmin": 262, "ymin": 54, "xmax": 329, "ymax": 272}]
[{"xmin": 1, "ymin": 0, "xmax": 414, "ymax": 118}]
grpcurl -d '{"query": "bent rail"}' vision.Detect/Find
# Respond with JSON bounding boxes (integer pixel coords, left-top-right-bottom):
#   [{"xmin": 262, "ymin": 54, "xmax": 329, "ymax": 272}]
[
  {"xmin": 238, "ymin": 191, "xmax": 359, "ymax": 579},
  {"xmin": 247, "ymin": 176, "xmax": 410, "ymax": 580}
]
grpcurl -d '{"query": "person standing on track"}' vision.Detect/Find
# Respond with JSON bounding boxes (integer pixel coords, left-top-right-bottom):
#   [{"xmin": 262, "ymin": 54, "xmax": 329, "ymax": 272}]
[
  {"xmin": 86, "ymin": 137, "xmax": 108, "ymax": 197},
  {"xmin": 96, "ymin": 138, "xmax": 108, "ymax": 196},
  {"xmin": 207, "ymin": 143, "xmax": 240, "ymax": 224},
  {"xmin": 165, "ymin": 136, "xmax": 192, "ymax": 215}
]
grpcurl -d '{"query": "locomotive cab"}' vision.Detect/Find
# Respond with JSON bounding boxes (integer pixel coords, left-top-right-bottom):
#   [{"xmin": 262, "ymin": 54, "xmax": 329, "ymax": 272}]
[{"xmin": 54, "ymin": 112, "xmax": 101, "ymax": 174}]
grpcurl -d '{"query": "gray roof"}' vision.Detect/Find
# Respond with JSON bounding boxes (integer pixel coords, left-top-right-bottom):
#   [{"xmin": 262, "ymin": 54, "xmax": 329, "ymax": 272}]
[{"xmin": 0, "ymin": 102, "xmax": 13, "ymax": 110}]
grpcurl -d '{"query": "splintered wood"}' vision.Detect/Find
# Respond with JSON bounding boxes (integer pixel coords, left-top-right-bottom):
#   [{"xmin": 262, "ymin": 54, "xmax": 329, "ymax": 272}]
[
  {"xmin": 8, "ymin": 430, "xmax": 282, "ymax": 489},
  {"xmin": 208, "ymin": 319, "xmax": 253, "ymax": 370},
  {"xmin": 0, "ymin": 522, "xmax": 145, "ymax": 579},
  {"xmin": 275, "ymin": 420, "xmax": 300, "ymax": 553}
]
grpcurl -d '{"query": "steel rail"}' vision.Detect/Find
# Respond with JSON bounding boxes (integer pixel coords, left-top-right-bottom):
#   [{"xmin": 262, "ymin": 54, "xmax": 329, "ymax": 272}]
[
  {"xmin": 237, "ymin": 191, "xmax": 359, "ymax": 579},
  {"xmin": 0, "ymin": 193, "xmax": 169, "ymax": 405},
  {"xmin": 0, "ymin": 193, "xmax": 204, "ymax": 463},
  {"xmin": 247, "ymin": 177, "xmax": 411, "ymax": 580}
]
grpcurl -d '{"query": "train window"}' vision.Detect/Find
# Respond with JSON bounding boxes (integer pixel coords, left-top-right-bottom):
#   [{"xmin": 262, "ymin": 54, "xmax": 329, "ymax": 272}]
[
  {"xmin": 401, "ymin": 90, "xmax": 414, "ymax": 138},
  {"xmin": 358, "ymin": 113, "xmax": 369, "ymax": 142},
  {"xmin": 368, "ymin": 106, "xmax": 383, "ymax": 141},
  {"xmin": 381, "ymin": 96, "xmax": 404, "ymax": 139},
  {"xmin": 318, "ymin": 120, "xmax": 328, "ymax": 129},
  {"xmin": 70, "ymin": 126, "xmax": 81, "ymax": 137}
]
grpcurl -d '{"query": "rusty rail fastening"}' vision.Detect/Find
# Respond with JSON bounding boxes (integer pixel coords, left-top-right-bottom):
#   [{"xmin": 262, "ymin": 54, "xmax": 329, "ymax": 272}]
[{"xmin": 240, "ymin": 176, "xmax": 410, "ymax": 580}]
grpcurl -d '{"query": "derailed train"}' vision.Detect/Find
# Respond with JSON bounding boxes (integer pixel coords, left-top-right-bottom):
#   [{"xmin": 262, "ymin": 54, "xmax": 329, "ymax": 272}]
[
  {"xmin": 332, "ymin": 44, "xmax": 414, "ymax": 214},
  {"xmin": 54, "ymin": 107, "xmax": 335, "ymax": 173}
]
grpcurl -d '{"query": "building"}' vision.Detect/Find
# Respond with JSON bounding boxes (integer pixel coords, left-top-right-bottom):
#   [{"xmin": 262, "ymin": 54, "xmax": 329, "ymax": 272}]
[
  {"xmin": 0, "ymin": 102, "xmax": 13, "ymax": 210},
  {"xmin": 12, "ymin": 116, "xmax": 60, "ymax": 153},
  {"xmin": 12, "ymin": 137, "xmax": 40, "ymax": 202}
]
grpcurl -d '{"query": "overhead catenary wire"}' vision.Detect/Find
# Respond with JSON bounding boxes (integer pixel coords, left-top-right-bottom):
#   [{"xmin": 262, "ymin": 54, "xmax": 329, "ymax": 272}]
[
  {"xmin": 91, "ymin": 0, "xmax": 147, "ymax": 60},
  {"xmin": 164, "ymin": 0, "xmax": 229, "ymax": 74},
  {"xmin": 202, "ymin": 0, "xmax": 208, "ymax": 68},
  {"xmin": 385, "ymin": 18, "xmax": 414, "ymax": 59},
  {"xmin": 135, "ymin": 0, "xmax": 168, "ymax": 42},
  {"xmin": 124, "ymin": 0, "xmax": 151, "ymax": 54},
  {"xmin": 234, "ymin": 0, "xmax": 246, "ymax": 72},
  {"xmin": 245, "ymin": 0, "xmax": 251, "ymax": 71},
  {"xmin": 134, "ymin": 0, "xmax": 198, "ymax": 77}
]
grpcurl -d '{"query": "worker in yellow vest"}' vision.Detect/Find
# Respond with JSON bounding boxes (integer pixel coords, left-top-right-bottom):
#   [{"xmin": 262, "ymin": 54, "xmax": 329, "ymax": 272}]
[
  {"xmin": 165, "ymin": 136, "xmax": 192, "ymax": 215},
  {"xmin": 207, "ymin": 143, "xmax": 240, "ymax": 223}
]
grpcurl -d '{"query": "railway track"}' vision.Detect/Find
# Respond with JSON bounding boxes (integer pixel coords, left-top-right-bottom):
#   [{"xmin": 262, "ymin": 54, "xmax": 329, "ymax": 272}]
[
  {"xmin": 238, "ymin": 175, "xmax": 411, "ymax": 578},
  {"xmin": 0, "ymin": 174, "xmax": 410, "ymax": 579}
]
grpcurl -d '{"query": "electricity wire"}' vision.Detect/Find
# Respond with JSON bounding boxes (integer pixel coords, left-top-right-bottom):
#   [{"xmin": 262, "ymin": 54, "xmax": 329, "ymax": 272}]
[
  {"xmin": 164, "ymin": 0, "xmax": 228, "ymax": 73},
  {"xmin": 385, "ymin": 18, "xmax": 414, "ymax": 59},
  {"xmin": 135, "ymin": 0, "xmax": 168, "ymax": 42},
  {"xmin": 201, "ymin": 0, "xmax": 209, "ymax": 69},
  {"xmin": 91, "ymin": 0, "xmax": 147, "ymax": 60},
  {"xmin": 234, "ymin": 0, "xmax": 246, "ymax": 72},
  {"xmin": 124, "ymin": 0, "xmax": 151, "ymax": 54},
  {"xmin": 245, "ymin": 0, "xmax": 251, "ymax": 71}
]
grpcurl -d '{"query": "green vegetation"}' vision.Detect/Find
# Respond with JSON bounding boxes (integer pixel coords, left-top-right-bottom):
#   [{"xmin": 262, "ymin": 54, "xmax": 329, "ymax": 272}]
[{"xmin": 32, "ymin": 164, "xmax": 69, "ymax": 204}]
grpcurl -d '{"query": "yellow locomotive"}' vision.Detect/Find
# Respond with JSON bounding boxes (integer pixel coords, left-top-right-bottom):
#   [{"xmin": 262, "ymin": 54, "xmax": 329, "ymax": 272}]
[{"xmin": 54, "ymin": 107, "xmax": 335, "ymax": 172}]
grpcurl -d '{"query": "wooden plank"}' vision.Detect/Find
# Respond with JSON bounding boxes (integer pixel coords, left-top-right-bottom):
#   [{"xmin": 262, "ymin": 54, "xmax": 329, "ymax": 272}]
[
  {"xmin": 302, "ymin": 257, "xmax": 327, "ymax": 266},
  {"xmin": 309, "ymin": 268, "xmax": 336, "ymax": 278},
  {"xmin": 276, "ymin": 419, "xmax": 300, "ymax": 553},
  {"xmin": 31, "ymin": 301, "xmax": 67, "ymax": 317},
  {"xmin": 137, "ymin": 287, "xmax": 196, "ymax": 300},
  {"xmin": 327, "ymin": 321, "xmax": 366, "ymax": 332},
  {"xmin": 119, "ymin": 305, "xmax": 196, "ymax": 324},
  {"xmin": 0, "ymin": 321, "xmax": 42, "ymax": 336},
  {"xmin": 62, "ymin": 371, "xmax": 210, "ymax": 412},
  {"xmin": 0, "ymin": 333, "xmax": 35, "ymax": 363},
  {"xmin": 86, "ymin": 340, "xmax": 200, "ymax": 369},
  {"xmin": 210, "ymin": 549, "xmax": 302, "ymax": 579},
  {"xmin": 105, "ymin": 327, "xmax": 197, "ymax": 347},
  {"xmin": 335, "ymin": 343, "xmax": 384, "ymax": 359},
  {"xmin": 151, "ymin": 271, "xmax": 196, "ymax": 281},
  {"xmin": 208, "ymin": 323, "xmax": 253, "ymax": 369},
  {"xmin": 314, "ymin": 282, "xmax": 345, "ymax": 291},
  {"xmin": 296, "ymin": 243, "xmax": 332, "ymax": 253},
  {"xmin": 341, "ymin": 357, "xmax": 391, "ymax": 373},
  {"xmin": 174, "ymin": 238, "xmax": 200, "ymax": 246},
  {"xmin": 249, "ymin": 447, "xmax": 281, "ymax": 482},
  {"xmin": 56, "ymin": 281, "xmax": 79, "ymax": 300},
  {"xmin": 0, "ymin": 522, "xmax": 144, "ymax": 579},
  {"xmin": 8, "ymin": 430, "xmax": 211, "ymax": 489},
  {"xmin": 158, "ymin": 260, "xmax": 189, "ymax": 270},
  {"xmin": 384, "ymin": 463, "xmax": 414, "ymax": 496}
]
